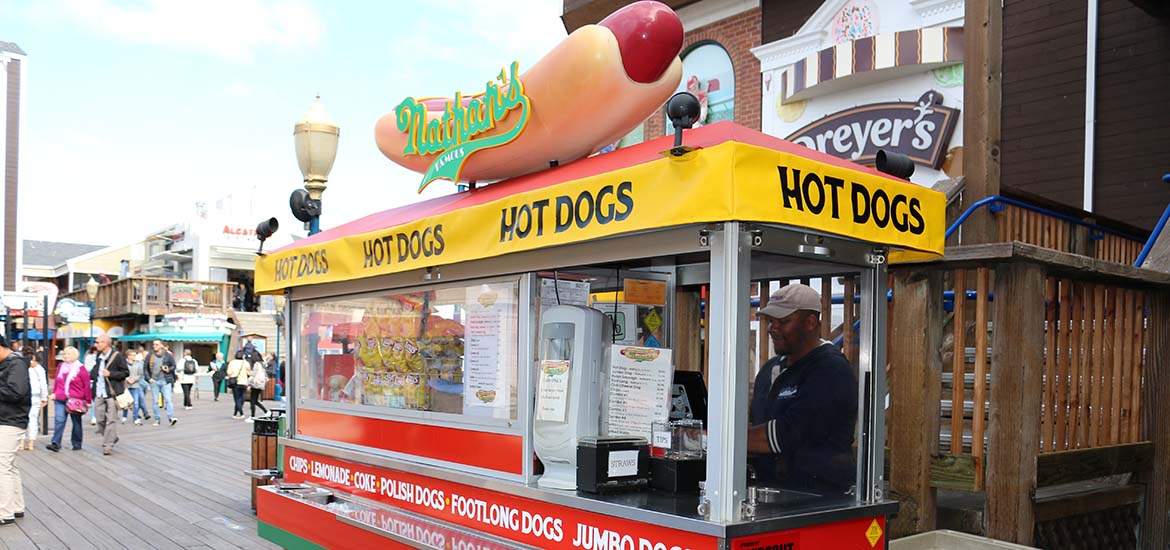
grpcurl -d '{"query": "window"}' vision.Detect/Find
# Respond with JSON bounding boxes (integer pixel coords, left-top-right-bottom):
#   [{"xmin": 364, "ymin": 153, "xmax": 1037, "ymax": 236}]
[
  {"xmin": 297, "ymin": 276, "xmax": 521, "ymax": 421},
  {"xmin": 665, "ymin": 41, "xmax": 736, "ymax": 134}
]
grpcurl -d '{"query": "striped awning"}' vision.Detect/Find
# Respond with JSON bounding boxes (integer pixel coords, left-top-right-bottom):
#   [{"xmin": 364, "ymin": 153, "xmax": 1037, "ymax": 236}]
[{"xmin": 782, "ymin": 26, "xmax": 964, "ymax": 103}]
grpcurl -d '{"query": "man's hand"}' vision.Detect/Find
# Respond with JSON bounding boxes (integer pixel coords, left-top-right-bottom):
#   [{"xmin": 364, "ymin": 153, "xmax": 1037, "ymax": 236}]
[
  {"xmin": 748, "ymin": 423, "xmax": 772, "ymax": 454},
  {"xmin": 102, "ymin": 369, "xmax": 110, "ymax": 377}
]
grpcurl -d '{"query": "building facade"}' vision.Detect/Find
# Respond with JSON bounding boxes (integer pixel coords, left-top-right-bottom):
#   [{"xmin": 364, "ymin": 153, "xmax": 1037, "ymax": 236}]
[{"xmin": 1, "ymin": 41, "xmax": 25, "ymax": 292}]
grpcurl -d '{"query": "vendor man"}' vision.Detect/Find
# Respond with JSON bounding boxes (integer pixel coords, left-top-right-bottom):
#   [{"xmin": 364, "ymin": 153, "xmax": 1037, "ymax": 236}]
[{"xmin": 748, "ymin": 284, "xmax": 857, "ymax": 494}]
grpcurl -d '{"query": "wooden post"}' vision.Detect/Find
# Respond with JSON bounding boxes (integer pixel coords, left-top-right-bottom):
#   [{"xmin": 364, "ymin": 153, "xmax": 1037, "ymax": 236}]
[
  {"xmin": 673, "ymin": 290, "xmax": 703, "ymax": 373},
  {"xmin": 962, "ymin": 0, "xmax": 1002, "ymax": 245},
  {"xmin": 1140, "ymin": 290, "xmax": 1170, "ymax": 548},
  {"xmin": 888, "ymin": 268, "xmax": 943, "ymax": 537},
  {"xmin": 984, "ymin": 261, "xmax": 1045, "ymax": 545}
]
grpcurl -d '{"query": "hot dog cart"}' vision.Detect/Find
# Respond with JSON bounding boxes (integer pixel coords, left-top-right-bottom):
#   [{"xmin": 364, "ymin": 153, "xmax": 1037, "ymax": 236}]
[{"xmin": 252, "ymin": 121, "xmax": 945, "ymax": 549}]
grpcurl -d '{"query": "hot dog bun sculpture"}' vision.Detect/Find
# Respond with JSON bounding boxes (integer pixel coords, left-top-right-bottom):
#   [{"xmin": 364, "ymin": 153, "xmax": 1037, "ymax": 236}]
[{"xmin": 375, "ymin": 1, "xmax": 684, "ymax": 191}]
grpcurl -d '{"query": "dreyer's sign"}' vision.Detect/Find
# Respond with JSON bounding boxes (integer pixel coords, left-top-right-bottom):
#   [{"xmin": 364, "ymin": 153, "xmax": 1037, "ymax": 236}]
[{"xmin": 786, "ymin": 91, "xmax": 959, "ymax": 169}]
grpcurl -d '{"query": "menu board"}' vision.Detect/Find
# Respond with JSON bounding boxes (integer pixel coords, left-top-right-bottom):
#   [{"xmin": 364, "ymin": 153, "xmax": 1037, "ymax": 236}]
[
  {"xmin": 463, "ymin": 284, "xmax": 515, "ymax": 417},
  {"xmin": 540, "ymin": 279, "xmax": 590, "ymax": 314},
  {"xmin": 603, "ymin": 346, "xmax": 674, "ymax": 441}
]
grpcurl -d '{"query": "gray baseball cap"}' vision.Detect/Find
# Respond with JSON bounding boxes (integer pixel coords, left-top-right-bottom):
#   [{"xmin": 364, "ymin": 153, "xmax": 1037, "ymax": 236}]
[{"xmin": 758, "ymin": 284, "xmax": 822, "ymax": 319}]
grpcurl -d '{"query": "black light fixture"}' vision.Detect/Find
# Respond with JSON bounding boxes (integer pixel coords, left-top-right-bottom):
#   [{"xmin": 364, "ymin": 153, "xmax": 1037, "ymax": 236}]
[
  {"xmin": 289, "ymin": 188, "xmax": 322, "ymax": 230},
  {"xmin": 256, "ymin": 217, "xmax": 279, "ymax": 255},
  {"xmin": 876, "ymin": 150, "xmax": 915, "ymax": 179},
  {"xmin": 666, "ymin": 91, "xmax": 702, "ymax": 156}
]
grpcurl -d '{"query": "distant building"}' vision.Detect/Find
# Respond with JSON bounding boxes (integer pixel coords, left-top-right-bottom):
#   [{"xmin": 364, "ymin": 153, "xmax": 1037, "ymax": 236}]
[{"xmin": 1, "ymin": 41, "xmax": 26, "ymax": 291}]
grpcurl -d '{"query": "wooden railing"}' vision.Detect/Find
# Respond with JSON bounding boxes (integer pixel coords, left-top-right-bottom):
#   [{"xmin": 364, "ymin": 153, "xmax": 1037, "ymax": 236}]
[
  {"xmin": 888, "ymin": 242, "xmax": 1170, "ymax": 547},
  {"xmin": 992, "ymin": 203, "xmax": 1145, "ymax": 266},
  {"xmin": 62, "ymin": 277, "xmax": 237, "ymax": 318}
]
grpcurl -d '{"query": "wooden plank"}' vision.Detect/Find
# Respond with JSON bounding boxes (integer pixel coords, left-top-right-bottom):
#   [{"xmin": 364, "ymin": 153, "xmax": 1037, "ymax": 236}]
[
  {"xmin": 1034, "ymin": 484, "xmax": 1144, "ymax": 523},
  {"xmin": 820, "ymin": 277, "xmax": 831, "ymax": 340},
  {"xmin": 1119, "ymin": 289, "xmax": 1133, "ymax": 443},
  {"xmin": 674, "ymin": 290, "xmax": 702, "ymax": 373},
  {"xmin": 1055, "ymin": 279, "xmax": 1072, "ymax": 450},
  {"xmin": 1131, "ymin": 291, "xmax": 1145, "ymax": 439},
  {"xmin": 1069, "ymin": 281, "xmax": 1084, "ymax": 449},
  {"xmin": 973, "ymin": 267, "xmax": 990, "ymax": 471},
  {"xmin": 888, "ymin": 268, "xmax": 944, "ymax": 537},
  {"xmin": 1102, "ymin": 287, "xmax": 1116, "ymax": 446},
  {"xmin": 899, "ymin": 242, "xmax": 1170, "ymax": 287},
  {"xmin": 985, "ymin": 261, "xmax": 1045, "ymax": 546},
  {"xmin": 1043, "ymin": 277, "xmax": 1057, "ymax": 451},
  {"xmin": 1089, "ymin": 283, "xmax": 1104, "ymax": 447},
  {"xmin": 757, "ymin": 282, "xmax": 771, "ymax": 373},
  {"xmin": 962, "ymin": 0, "xmax": 1002, "ymax": 245},
  {"xmin": 1140, "ymin": 290, "xmax": 1170, "ymax": 549},
  {"xmin": 1080, "ymin": 282, "xmax": 1095, "ymax": 448},
  {"xmin": 1110, "ymin": 288, "xmax": 1126, "ymax": 444},
  {"xmin": 930, "ymin": 454, "xmax": 980, "ymax": 491},
  {"xmin": 1035, "ymin": 442, "xmax": 1154, "ymax": 487},
  {"xmin": 952, "ymin": 270, "xmax": 967, "ymax": 456}
]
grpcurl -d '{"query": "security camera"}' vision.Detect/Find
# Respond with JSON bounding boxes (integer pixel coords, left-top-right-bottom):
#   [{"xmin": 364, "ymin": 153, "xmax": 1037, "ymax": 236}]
[
  {"xmin": 666, "ymin": 92, "xmax": 702, "ymax": 155},
  {"xmin": 876, "ymin": 150, "xmax": 915, "ymax": 179}
]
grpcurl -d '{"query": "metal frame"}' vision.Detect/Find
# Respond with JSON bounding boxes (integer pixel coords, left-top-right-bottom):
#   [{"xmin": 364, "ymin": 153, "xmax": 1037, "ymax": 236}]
[
  {"xmin": 280, "ymin": 220, "xmax": 893, "ymax": 528},
  {"xmin": 705, "ymin": 222, "xmax": 752, "ymax": 522},
  {"xmin": 856, "ymin": 250, "xmax": 888, "ymax": 503}
]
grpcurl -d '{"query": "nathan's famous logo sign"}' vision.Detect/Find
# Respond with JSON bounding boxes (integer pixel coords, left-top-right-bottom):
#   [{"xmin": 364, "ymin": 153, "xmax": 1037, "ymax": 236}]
[
  {"xmin": 786, "ymin": 91, "xmax": 959, "ymax": 169},
  {"xmin": 395, "ymin": 62, "xmax": 531, "ymax": 192}
]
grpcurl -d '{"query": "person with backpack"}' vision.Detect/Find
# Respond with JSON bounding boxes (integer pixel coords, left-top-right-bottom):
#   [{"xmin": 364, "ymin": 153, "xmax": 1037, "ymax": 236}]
[
  {"xmin": 178, "ymin": 349, "xmax": 198, "ymax": 410},
  {"xmin": 143, "ymin": 339, "xmax": 177, "ymax": 427},
  {"xmin": 247, "ymin": 353, "xmax": 269, "ymax": 422},
  {"xmin": 225, "ymin": 351, "xmax": 250, "ymax": 419},
  {"xmin": 208, "ymin": 352, "xmax": 226, "ymax": 402}
]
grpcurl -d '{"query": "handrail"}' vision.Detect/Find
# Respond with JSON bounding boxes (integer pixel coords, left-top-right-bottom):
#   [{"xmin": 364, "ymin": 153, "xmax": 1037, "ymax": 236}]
[
  {"xmin": 946, "ymin": 195, "xmax": 1143, "ymax": 242},
  {"xmin": 1133, "ymin": 174, "xmax": 1170, "ymax": 267}
]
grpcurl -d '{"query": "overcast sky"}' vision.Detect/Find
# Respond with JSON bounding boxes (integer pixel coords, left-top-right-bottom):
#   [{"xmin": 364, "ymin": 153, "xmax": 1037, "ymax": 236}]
[{"xmin": 2, "ymin": 0, "xmax": 567, "ymax": 245}]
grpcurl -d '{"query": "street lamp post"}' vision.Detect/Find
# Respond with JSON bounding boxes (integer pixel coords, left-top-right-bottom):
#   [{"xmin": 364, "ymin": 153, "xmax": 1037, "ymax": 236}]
[
  {"xmin": 85, "ymin": 276, "xmax": 99, "ymax": 353},
  {"xmin": 293, "ymin": 96, "xmax": 340, "ymax": 235}
]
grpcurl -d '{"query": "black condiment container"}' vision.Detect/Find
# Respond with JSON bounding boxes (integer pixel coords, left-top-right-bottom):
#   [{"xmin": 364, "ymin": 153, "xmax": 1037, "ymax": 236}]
[{"xmin": 576, "ymin": 436, "xmax": 649, "ymax": 494}]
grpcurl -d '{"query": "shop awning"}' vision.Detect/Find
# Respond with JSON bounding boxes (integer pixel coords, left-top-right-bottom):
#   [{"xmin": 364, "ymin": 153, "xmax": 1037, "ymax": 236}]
[
  {"xmin": 14, "ymin": 329, "xmax": 54, "ymax": 341},
  {"xmin": 117, "ymin": 332, "xmax": 228, "ymax": 343}
]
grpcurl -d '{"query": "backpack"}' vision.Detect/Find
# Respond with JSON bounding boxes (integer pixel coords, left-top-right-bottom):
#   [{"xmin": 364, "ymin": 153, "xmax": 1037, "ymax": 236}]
[
  {"xmin": 250, "ymin": 363, "xmax": 268, "ymax": 390},
  {"xmin": 183, "ymin": 358, "xmax": 197, "ymax": 375}
]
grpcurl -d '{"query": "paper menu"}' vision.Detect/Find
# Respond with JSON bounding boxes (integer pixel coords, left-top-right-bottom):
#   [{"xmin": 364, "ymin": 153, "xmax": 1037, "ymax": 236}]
[
  {"xmin": 603, "ymin": 346, "xmax": 674, "ymax": 441},
  {"xmin": 535, "ymin": 360, "xmax": 571, "ymax": 422},
  {"xmin": 463, "ymin": 283, "xmax": 515, "ymax": 417}
]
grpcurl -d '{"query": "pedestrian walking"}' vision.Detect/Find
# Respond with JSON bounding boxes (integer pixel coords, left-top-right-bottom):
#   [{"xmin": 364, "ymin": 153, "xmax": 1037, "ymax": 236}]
[
  {"xmin": 21, "ymin": 355, "xmax": 47, "ymax": 451},
  {"xmin": 144, "ymin": 339, "xmax": 178, "ymax": 426},
  {"xmin": 0, "ymin": 336, "xmax": 30, "ymax": 525},
  {"xmin": 226, "ymin": 351, "xmax": 249, "ymax": 419},
  {"xmin": 209, "ymin": 352, "xmax": 226, "ymax": 402},
  {"xmin": 178, "ymin": 349, "xmax": 197, "ymax": 410},
  {"xmin": 48, "ymin": 347, "xmax": 90, "ymax": 452},
  {"xmin": 125, "ymin": 349, "xmax": 150, "ymax": 425},
  {"xmin": 84, "ymin": 348, "xmax": 97, "ymax": 426},
  {"xmin": 247, "ymin": 357, "xmax": 269, "ymax": 422},
  {"xmin": 90, "ymin": 335, "xmax": 128, "ymax": 455}
]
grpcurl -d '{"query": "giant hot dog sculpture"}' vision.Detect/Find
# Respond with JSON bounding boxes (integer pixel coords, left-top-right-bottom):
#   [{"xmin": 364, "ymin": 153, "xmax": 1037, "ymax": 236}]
[{"xmin": 375, "ymin": 1, "xmax": 684, "ymax": 192}]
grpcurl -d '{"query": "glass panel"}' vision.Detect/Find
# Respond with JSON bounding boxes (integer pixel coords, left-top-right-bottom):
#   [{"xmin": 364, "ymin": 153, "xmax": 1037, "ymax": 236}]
[
  {"xmin": 747, "ymin": 252, "xmax": 867, "ymax": 510},
  {"xmin": 296, "ymin": 277, "xmax": 520, "ymax": 420}
]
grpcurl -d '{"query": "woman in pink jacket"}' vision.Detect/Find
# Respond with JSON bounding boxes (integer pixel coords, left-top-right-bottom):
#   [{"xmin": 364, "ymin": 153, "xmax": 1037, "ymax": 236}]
[{"xmin": 47, "ymin": 347, "xmax": 91, "ymax": 452}]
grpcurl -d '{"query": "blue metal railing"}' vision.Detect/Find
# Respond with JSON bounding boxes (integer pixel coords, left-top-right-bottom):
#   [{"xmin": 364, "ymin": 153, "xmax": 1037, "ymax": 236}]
[
  {"xmin": 946, "ymin": 195, "xmax": 1144, "ymax": 242},
  {"xmin": 1132, "ymin": 174, "xmax": 1170, "ymax": 267}
]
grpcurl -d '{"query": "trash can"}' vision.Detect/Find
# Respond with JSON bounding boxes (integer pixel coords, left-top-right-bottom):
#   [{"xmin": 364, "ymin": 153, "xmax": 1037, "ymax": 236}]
[
  {"xmin": 890, "ymin": 530, "xmax": 1039, "ymax": 550},
  {"xmin": 250, "ymin": 417, "xmax": 280, "ymax": 511}
]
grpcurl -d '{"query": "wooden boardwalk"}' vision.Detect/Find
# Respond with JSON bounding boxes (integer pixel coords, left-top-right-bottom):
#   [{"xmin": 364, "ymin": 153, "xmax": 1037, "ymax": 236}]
[{"xmin": 0, "ymin": 393, "xmax": 280, "ymax": 550}]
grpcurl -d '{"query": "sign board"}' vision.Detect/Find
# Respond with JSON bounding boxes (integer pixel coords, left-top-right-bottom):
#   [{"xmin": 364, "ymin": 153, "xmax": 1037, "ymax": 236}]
[
  {"xmin": 396, "ymin": 62, "xmax": 531, "ymax": 192},
  {"xmin": 55, "ymin": 298, "xmax": 90, "ymax": 324},
  {"xmin": 786, "ymin": 91, "xmax": 959, "ymax": 169},
  {"xmin": 169, "ymin": 282, "xmax": 203, "ymax": 305}
]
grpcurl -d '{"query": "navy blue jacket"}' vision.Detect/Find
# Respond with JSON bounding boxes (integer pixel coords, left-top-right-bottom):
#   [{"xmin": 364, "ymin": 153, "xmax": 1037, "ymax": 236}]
[{"xmin": 749, "ymin": 343, "xmax": 857, "ymax": 493}]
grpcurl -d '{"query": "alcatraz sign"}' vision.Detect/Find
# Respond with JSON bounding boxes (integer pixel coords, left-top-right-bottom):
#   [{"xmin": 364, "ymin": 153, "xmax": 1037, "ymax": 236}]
[{"xmin": 786, "ymin": 91, "xmax": 959, "ymax": 169}]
